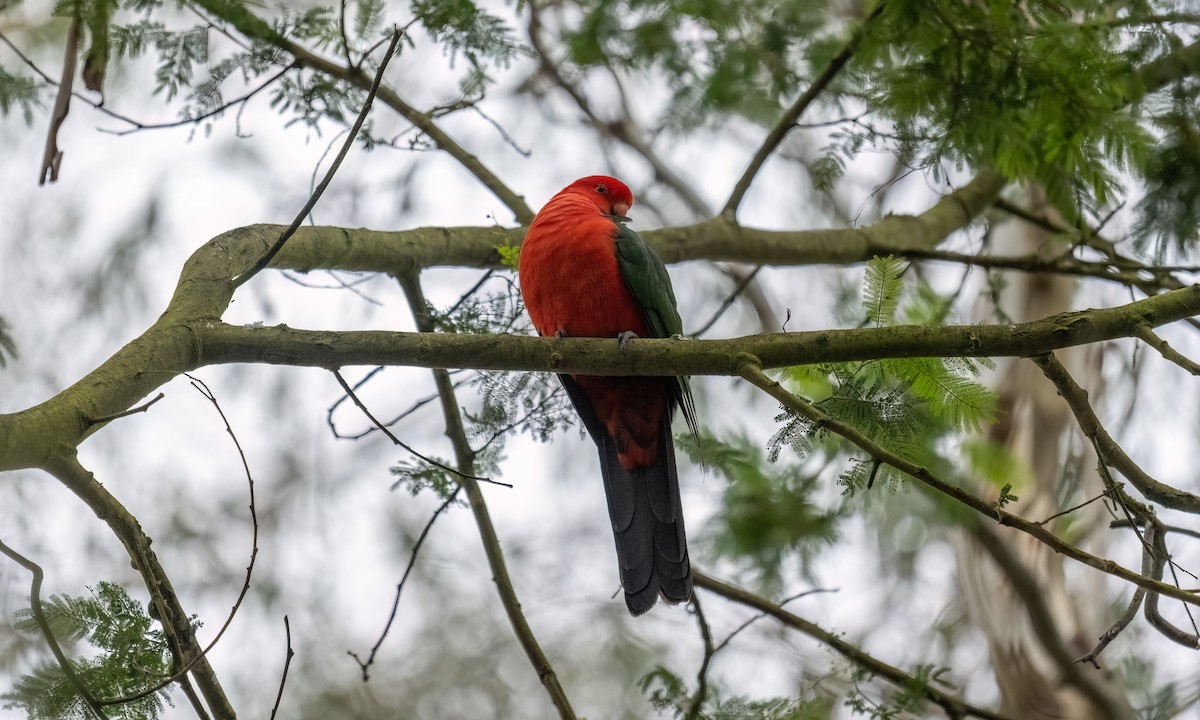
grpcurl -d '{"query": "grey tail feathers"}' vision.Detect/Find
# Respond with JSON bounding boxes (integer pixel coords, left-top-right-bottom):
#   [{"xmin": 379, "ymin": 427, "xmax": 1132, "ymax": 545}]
[{"xmin": 559, "ymin": 375, "xmax": 692, "ymax": 615}]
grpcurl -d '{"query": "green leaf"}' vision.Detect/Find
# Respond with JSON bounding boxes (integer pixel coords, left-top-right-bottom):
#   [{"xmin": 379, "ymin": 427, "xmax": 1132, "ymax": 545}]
[
  {"xmin": 862, "ymin": 255, "xmax": 904, "ymax": 326},
  {"xmin": 0, "ymin": 65, "xmax": 42, "ymax": 124}
]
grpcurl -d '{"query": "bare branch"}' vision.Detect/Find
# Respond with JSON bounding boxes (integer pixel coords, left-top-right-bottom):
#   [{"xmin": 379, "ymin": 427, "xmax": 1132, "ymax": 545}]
[
  {"xmin": 1135, "ymin": 325, "xmax": 1200, "ymax": 376},
  {"xmin": 694, "ymin": 569, "xmax": 1012, "ymax": 720},
  {"xmin": 39, "ymin": 455, "xmax": 236, "ymax": 719},
  {"xmin": 97, "ymin": 375, "xmax": 261, "ymax": 707},
  {"xmin": 349, "ymin": 488, "xmax": 462, "ymax": 680},
  {"xmin": 1032, "ymin": 353, "xmax": 1200, "ymax": 514},
  {"xmin": 39, "ymin": 11, "xmax": 79, "ymax": 185},
  {"xmin": 268, "ymin": 616, "xmax": 295, "ymax": 720},
  {"xmin": 735, "ymin": 360, "xmax": 1200, "ymax": 607},
  {"xmin": 1078, "ymin": 580, "xmax": 1147, "ymax": 668},
  {"xmin": 684, "ymin": 596, "xmax": 714, "ymax": 720}
]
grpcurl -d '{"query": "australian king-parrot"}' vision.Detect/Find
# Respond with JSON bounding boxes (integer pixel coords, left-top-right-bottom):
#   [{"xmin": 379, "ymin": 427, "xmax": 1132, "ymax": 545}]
[{"xmin": 519, "ymin": 175, "xmax": 698, "ymax": 615}]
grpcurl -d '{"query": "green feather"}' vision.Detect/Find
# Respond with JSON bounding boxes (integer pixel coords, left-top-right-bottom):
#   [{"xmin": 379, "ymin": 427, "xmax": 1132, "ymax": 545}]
[{"xmin": 613, "ymin": 221, "xmax": 699, "ymax": 438}]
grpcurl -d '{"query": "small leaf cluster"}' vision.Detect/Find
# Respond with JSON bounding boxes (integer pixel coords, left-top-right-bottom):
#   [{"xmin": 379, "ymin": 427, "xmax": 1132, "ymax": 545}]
[
  {"xmin": 389, "ymin": 456, "xmax": 461, "ymax": 501},
  {"xmin": 768, "ymin": 256, "xmax": 995, "ymax": 493},
  {"xmin": 640, "ymin": 665, "xmax": 831, "ymax": 720},
  {"xmin": 3, "ymin": 582, "xmax": 178, "ymax": 720},
  {"xmin": 412, "ymin": 0, "xmax": 526, "ymax": 96},
  {"xmin": 0, "ymin": 66, "xmax": 40, "ymax": 125}
]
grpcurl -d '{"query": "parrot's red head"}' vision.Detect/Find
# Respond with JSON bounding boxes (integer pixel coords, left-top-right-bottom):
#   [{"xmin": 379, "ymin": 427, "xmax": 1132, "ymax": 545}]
[{"xmin": 564, "ymin": 175, "xmax": 634, "ymax": 219}]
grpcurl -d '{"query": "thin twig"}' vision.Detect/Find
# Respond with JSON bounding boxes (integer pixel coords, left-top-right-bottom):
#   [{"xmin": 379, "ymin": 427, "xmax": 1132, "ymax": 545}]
[
  {"xmin": 349, "ymin": 487, "xmax": 461, "ymax": 680},
  {"xmin": 97, "ymin": 62, "xmax": 296, "ymax": 136},
  {"xmin": 1036, "ymin": 485, "xmax": 1122, "ymax": 526},
  {"xmin": 84, "ymin": 392, "xmax": 165, "ymax": 427},
  {"xmin": 694, "ymin": 569, "xmax": 1011, "ymax": 720},
  {"xmin": 332, "ymin": 369, "xmax": 507, "ymax": 486},
  {"xmin": 233, "ymin": 28, "xmax": 404, "ymax": 287},
  {"xmin": 268, "ymin": 616, "xmax": 295, "ymax": 720},
  {"xmin": 688, "ymin": 266, "xmax": 763, "ymax": 337},
  {"xmin": 0, "ymin": 538, "xmax": 110, "ymax": 720},
  {"xmin": 721, "ymin": 3, "xmax": 884, "ymax": 217},
  {"xmin": 1135, "ymin": 325, "xmax": 1200, "ymax": 376},
  {"xmin": 711, "ymin": 588, "xmax": 837, "ymax": 655},
  {"xmin": 328, "ymin": 373, "xmax": 472, "ymax": 441}
]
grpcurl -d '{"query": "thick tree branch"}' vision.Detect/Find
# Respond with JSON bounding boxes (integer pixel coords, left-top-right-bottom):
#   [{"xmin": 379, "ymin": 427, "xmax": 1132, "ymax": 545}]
[
  {"xmin": 5, "ymin": 279, "xmax": 1200, "ymax": 475},
  {"xmin": 195, "ymin": 282, "xmax": 1200, "ymax": 378},
  {"xmin": 693, "ymin": 570, "xmax": 1012, "ymax": 720}
]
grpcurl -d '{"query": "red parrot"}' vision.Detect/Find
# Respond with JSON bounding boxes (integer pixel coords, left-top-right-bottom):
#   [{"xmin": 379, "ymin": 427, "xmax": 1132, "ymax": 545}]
[{"xmin": 519, "ymin": 176, "xmax": 698, "ymax": 615}]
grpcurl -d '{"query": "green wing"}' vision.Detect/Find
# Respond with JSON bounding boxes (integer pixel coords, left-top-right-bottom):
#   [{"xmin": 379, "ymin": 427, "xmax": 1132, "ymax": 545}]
[{"xmin": 614, "ymin": 221, "xmax": 699, "ymax": 436}]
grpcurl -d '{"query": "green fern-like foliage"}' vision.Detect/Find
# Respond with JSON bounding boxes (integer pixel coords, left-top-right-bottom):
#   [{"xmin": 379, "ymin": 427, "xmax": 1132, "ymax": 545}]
[
  {"xmin": 2, "ymin": 582, "xmax": 177, "ymax": 720},
  {"xmin": 768, "ymin": 256, "xmax": 995, "ymax": 493},
  {"xmin": 0, "ymin": 66, "xmax": 40, "ymax": 124},
  {"xmin": 678, "ymin": 431, "xmax": 843, "ymax": 586},
  {"xmin": 858, "ymin": 0, "xmax": 1155, "ymax": 213}
]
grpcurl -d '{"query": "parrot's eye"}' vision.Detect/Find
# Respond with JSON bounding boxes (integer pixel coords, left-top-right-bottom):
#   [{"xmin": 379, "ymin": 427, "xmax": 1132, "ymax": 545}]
[{"xmin": 596, "ymin": 184, "xmax": 608, "ymax": 194}]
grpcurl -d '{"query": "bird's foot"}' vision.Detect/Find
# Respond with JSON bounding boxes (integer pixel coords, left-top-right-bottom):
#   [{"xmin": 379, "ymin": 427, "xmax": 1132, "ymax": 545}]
[
  {"xmin": 554, "ymin": 329, "xmax": 568, "ymax": 339},
  {"xmin": 617, "ymin": 330, "xmax": 639, "ymax": 350}
]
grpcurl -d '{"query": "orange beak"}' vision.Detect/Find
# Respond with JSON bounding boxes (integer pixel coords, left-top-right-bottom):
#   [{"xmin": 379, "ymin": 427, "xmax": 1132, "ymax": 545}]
[{"xmin": 612, "ymin": 201, "xmax": 630, "ymax": 218}]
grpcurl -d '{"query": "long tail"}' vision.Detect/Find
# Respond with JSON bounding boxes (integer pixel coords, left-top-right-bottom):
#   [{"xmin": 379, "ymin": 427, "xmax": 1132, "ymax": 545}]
[{"xmin": 559, "ymin": 375, "xmax": 692, "ymax": 615}]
